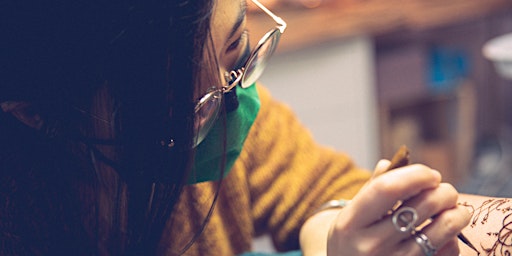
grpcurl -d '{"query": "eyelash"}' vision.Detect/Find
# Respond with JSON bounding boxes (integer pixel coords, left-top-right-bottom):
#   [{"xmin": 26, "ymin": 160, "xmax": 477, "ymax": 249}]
[{"xmin": 226, "ymin": 30, "xmax": 248, "ymax": 52}]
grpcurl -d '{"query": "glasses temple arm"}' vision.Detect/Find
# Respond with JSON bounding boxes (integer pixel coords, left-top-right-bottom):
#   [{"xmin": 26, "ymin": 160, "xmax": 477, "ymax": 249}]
[{"xmin": 251, "ymin": 0, "xmax": 287, "ymax": 33}]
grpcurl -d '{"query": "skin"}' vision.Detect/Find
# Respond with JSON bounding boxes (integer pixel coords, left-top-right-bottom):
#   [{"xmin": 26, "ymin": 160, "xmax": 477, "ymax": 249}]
[
  {"xmin": 300, "ymin": 160, "xmax": 512, "ymax": 256},
  {"xmin": 301, "ymin": 160, "xmax": 471, "ymax": 255},
  {"xmin": 456, "ymin": 194, "xmax": 512, "ymax": 256}
]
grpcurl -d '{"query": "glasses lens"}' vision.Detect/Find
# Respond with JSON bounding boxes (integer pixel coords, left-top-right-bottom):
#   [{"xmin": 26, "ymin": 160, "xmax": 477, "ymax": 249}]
[
  {"xmin": 241, "ymin": 29, "xmax": 281, "ymax": 88},
  {"xmin": 194, "ymin": 90, "xmax": 222, "ymax": 147}
]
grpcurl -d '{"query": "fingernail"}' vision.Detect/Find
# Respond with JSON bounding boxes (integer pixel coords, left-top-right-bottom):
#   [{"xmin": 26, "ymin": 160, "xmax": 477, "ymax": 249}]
[{"xmin": 431, "ymin": 169, "xmax": 442, "ymax": 181}]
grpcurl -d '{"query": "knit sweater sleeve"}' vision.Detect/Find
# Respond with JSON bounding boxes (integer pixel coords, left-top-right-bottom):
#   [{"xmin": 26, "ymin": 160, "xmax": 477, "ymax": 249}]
[{"xmin": 239, "ymin": 85, "xmax": 372, "ymax": 252}]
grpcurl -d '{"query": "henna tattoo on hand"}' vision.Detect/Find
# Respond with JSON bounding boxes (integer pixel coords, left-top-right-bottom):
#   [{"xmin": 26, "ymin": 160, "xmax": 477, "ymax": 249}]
[
  {"xmin": 460, "ymin": 199, "xmax": 512, "ymax": 255},
  {"xmin": 460, "ymin": 199, "xmax": 512, "ymax": 228}
]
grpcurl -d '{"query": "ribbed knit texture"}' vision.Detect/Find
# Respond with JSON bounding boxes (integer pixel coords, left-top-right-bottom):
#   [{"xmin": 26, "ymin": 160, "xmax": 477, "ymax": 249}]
[{"xmin": 163, "ymin": 85, "xmax": 371, "ymax": 255}]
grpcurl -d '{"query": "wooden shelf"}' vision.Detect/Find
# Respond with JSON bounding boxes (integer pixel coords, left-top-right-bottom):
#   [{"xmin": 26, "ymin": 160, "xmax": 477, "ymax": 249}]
[{"xmin": 248, "ymin": 0, "xmax": 512, "ymax": 53}]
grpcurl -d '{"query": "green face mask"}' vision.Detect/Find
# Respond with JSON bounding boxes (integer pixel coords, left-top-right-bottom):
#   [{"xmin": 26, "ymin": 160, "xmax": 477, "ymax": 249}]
[{"xmin": 187, "ymin": 84, "xmax": 260, "ymax": 184}]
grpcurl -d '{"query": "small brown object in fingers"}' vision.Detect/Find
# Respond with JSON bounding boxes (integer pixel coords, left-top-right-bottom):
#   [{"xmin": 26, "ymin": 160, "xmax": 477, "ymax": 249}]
[{"xmin": 385, "ymin": 145, "xmax": 410, "ymax": 172}]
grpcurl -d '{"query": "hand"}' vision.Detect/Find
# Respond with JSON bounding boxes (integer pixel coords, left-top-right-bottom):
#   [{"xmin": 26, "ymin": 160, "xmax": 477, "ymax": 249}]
[{"xmin": 325, "ymin": 160, "xmax": 471, "ymax": 255}]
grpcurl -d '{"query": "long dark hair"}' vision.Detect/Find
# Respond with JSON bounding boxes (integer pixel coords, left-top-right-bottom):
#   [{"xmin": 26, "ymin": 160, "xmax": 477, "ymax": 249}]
[{"xmin": 1, "ymin": 0, "xmax": 214, "ymax": 255}]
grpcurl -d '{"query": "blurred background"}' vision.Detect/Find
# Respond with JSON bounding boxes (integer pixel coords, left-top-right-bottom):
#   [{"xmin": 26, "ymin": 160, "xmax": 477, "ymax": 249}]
[{"xmin": 247, "ymin": 0, "xmax": 512, "ymax": 252}]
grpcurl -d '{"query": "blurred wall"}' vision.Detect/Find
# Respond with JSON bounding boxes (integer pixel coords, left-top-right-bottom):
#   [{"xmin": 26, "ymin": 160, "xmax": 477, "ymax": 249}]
[
  {"xmin": 253, "ymin": 35, "xmax": 378, "ymax": 253},
  {"xmin": 259, "ymin": 36, "xmax": 379, "ymax": 171}
]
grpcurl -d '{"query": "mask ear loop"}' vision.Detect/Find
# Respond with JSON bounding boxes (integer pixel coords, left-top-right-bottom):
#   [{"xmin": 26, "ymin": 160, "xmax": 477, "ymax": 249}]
[
  {"xmin": 176, "ymin": 158, "xmax": 224, "ymax": 255},
  {"xmin": 177, "ymin": 79, "xmax": 229, "ymax": 255}
]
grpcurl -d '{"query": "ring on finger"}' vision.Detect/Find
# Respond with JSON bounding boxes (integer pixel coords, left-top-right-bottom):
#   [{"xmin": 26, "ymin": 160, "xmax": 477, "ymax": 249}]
[
  {"xmin": 392, "ymin": 206, "xmax": 418, "ymax": 233},
  {"xmin": 414, "ymin": 231, "xmax": 437, "ymax": 256}
]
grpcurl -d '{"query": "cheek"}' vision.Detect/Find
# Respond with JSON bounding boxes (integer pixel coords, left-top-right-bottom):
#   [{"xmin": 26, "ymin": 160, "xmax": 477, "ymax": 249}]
[{"xmin": 194, "ymin": 61, "xmax": 225, "ymax": 100}]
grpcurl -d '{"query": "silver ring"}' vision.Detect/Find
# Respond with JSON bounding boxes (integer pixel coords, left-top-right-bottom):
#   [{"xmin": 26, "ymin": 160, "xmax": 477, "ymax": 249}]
[
  {"xmin": 392, "ymin": 206, "xmax": 418, "ymax": 233},
  {"xmin": 414, "ymin": 232, "xmax": 437, "ymax": 256}
]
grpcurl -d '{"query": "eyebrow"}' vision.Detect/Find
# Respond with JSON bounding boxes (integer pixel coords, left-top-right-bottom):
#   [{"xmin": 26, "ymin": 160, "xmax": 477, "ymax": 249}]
[{"xmin": 227, "ymin": 1, "xmax": 247, "ymax": 40}]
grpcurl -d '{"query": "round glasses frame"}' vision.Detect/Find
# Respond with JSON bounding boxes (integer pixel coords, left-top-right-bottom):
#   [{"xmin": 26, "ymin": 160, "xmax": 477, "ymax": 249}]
[{"xmin": 166, "ymin": 0, "xmax": 287, "ymax": 149}]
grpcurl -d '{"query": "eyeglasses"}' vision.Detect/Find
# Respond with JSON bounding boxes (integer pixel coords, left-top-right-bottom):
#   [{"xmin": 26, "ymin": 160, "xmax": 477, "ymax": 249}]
[{"xmin": 172, "ymin": 0, "xmax": 287, "ymax": 148}]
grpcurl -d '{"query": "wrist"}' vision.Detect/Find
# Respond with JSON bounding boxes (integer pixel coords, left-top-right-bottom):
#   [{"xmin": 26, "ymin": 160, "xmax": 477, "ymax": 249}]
[
  {"xmin": 311, "ymin": 199, "xmax": 350, "ymax": 217},
  {"xmin": 301, "ymin": 199, "xmax": 350, "ymax": 256}
]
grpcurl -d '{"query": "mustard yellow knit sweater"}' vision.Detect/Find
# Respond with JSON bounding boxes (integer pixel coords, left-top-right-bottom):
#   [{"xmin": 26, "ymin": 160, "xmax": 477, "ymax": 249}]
[{"xmin": 163, "ymin": 85, "xmax": 371, "ymax": 255}]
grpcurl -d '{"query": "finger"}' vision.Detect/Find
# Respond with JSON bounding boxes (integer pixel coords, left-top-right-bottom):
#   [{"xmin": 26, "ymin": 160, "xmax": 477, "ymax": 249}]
[
  {"xmin": 418, "ymin": 205, "xmax": 471, "ymax": 253},
  {"xmin": 361, "ymin": 160, "xmax": 390, "ymax": 192},
  {"xmin": 403, "ymin": 183, "xmax": 459, "ymax": 227},
  {"xmin": 371, "ymin": 159, "xmax": 391, "ymax": 179},
  {"xmin": 401, "ymin": 236, "xmax": 460, "ymax": 256},
  {"xmin": 369, "ymin": 183, "xmax": 459, "ymax": 243},
  {"xmin": 345, "ymin": 165, "xmax": 442, "ymax": 227}
]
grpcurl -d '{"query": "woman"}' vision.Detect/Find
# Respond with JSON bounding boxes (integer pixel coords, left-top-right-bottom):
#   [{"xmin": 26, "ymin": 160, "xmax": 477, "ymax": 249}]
[{"xmin": 1, "ymin": 0, "xmax": 510, "ymax": 255}]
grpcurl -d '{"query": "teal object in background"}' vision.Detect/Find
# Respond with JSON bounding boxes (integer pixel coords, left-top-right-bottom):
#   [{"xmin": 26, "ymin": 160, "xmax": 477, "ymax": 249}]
[{"xmin": 428, "ymin": 45, "xmax": 470, "ymax": 93}]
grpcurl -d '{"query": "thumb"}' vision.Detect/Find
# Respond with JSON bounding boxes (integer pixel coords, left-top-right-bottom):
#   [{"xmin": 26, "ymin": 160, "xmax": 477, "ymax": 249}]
[{"xmin": 372, "ymin": 159, "xmax": 391, "ymax": 179}]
